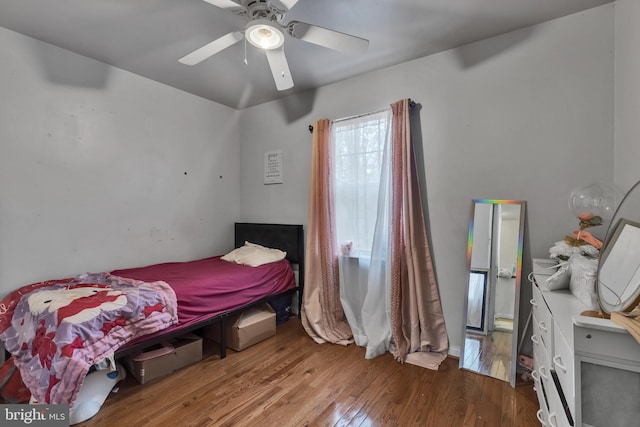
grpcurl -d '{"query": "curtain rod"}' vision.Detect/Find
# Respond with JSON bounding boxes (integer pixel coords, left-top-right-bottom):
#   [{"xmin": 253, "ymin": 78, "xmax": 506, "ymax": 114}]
[
  {"xmin": 308, "ymin": 99, "xmax": 416, "ymax": 133},
  {"xmin": 333, "ymin": 107, "xmax": 390, "ymax": 124}
]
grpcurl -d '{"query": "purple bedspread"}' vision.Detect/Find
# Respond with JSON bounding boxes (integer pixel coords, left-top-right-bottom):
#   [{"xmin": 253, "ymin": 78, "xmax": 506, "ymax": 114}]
[
  {"xmin": 0, "ymin": 273, "xmax": 177, "ymax": 407},
  {"xmin": 112, "ymin": 256, "xmax": 296, "ymax": 337}
]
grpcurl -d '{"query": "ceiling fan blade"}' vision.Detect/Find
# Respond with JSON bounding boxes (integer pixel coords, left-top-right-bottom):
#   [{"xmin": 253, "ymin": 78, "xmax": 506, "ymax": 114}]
[
  {"xmin": 288, "ymin": 21, "xmax": 369, "ymax": 55},
  {"xmin": 277, "ymin": 0, "xmax": 300, "ymax": 10},
  {"xmin": 202, "ymin": 0, "xmax": 243, "ymax": 11},
  {"xmin": 179, "ymin": 32, "xmax": 244, "ymax": 65},
  {"xmin": 265, "ymin": 49, "xmax": 294, "ymax": 91}
]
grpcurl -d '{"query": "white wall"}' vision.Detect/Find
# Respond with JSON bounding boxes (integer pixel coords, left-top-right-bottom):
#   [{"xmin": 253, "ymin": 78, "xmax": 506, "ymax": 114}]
[
  {"xmin": 0, "ymin": 27, "xmax": 241, "ymax": 296},
  {"xmin": 239, "ymin": 5, "xmax": 615, "ymax": 354},
  {"xmin": 615, "ymin": 0, "xmax": 640, "ymax": 190}
]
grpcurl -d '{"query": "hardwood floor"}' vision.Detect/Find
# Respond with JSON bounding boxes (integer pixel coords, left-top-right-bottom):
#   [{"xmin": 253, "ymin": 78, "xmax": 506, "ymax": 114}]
[{"xmin": 79, "ymin": 318, "xmax": 539, "ymax": 427}]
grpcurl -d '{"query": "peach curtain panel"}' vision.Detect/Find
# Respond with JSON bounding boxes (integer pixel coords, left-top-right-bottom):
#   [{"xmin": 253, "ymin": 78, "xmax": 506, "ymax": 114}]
[
  {"xmin": 389, "ymin": 99, "xmax": 448, "ymax": 369},
  {"xmin": 301, "ymin": 119, "xmax": 353, "ymax": 345},
  {"xmin": 302, "ymin": 102, "xmax": 449, "ymax": 369}
]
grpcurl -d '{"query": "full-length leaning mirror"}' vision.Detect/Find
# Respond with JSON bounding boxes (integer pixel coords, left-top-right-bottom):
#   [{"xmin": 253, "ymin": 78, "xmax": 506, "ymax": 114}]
[{"xmin": 460, "ymin": 199, "xmax": 526, "ymax": 387}]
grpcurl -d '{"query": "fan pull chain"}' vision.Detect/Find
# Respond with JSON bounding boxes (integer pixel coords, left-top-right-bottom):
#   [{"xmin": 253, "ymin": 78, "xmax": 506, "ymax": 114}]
[{"xmin": 244, "ymin": 36, "xmax": 248, "ymax": 65}]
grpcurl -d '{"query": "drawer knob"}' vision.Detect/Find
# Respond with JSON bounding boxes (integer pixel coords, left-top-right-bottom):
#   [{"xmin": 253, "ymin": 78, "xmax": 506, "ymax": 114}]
[
  {"xmin": 531, "ymin": 369, "xmax": 540, "ymax": 382},
  {"xmin": 585, "ymin": 333, "xmax": 592, "ymax": 339}
]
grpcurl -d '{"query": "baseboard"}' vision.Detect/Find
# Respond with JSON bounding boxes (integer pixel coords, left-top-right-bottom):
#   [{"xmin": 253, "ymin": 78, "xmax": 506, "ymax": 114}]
[{"xmin": 448, "ymin": 345, "xmax": 460, "ymax": 358}]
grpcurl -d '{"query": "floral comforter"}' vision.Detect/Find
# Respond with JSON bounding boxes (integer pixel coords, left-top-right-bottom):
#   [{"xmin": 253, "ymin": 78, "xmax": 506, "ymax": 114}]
[{"xmin": 0, "ymin": 273, "xmax": 177, "ymax": 407}]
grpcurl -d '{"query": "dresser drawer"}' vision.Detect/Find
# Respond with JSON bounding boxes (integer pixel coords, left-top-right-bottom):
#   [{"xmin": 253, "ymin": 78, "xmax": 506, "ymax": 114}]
[
  {"xmin": 532, "ymin": 285, "xmax": 553, "ymax": 353},
  {"xmin": 575, "ymin": 326, "xmax": 640, "ymax": 363},
  {"xmin": 530, "ymin": 283, "xmax": 544, "ymax": 319},
  {"xmin": 533, "ymin": 346, "xmax": 553, "ymax": 401},
  {"xmin": 545, "ymin": 372, "xmax": 572, "ymax": 427},
  {"xmin": 533, "ymin": 352, "xmax": 571, "ymax": 427},
  {"xmin": 533, "ymin": 371, "xmax": 549, "ymax": 426},
  {"xmin": 532, "ymin": 313, "xmax": 551, "ymax": 369},
  {"xmin": 533, "ymin": 355, "xmax": 570, "ymax": 427},
  {"xmin": 552, "ymin": 318, "xmax": 575, "ymax": 421}
]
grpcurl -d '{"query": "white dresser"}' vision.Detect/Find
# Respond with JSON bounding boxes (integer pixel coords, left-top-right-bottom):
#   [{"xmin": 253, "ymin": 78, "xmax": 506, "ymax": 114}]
[{"xmin": 530, "ymin": 262, "xmax": 640, "ymax": 427}]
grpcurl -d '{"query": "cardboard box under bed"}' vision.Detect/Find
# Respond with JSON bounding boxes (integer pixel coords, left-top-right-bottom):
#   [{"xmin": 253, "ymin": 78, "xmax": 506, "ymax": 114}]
[
  {"xmin": 122, "ymin": 333, "xmax": 203, "ymax": 384},
  {"xmin": 204, "ymin": 304, "xmax": 276, "ymax": 351}
]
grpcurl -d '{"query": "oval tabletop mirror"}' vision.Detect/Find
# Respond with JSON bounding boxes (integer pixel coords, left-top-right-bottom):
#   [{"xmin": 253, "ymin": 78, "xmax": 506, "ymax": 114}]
[
  {"xmin": 460, "ymin": 199, "xmax": 526, "ymax": 387},
  {"xmin": 597, "ymin": 181, "xmax": 640, "ymax": 316}
]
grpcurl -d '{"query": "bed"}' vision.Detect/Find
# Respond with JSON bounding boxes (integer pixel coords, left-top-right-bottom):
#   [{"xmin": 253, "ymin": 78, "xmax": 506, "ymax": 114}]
[
  {"xmin": 0, "ymin": 222, "xmax": 304, "ymax": 407},
  {"xmin": 113, "ymin": 222, "xmax": 304, "ymax": 359}
]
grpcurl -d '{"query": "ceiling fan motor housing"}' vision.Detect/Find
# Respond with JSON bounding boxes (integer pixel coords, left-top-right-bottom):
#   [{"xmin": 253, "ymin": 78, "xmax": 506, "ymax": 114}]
[{"xmin": 243, "ymin": 0, "xmax": 284, "ymax": 21}]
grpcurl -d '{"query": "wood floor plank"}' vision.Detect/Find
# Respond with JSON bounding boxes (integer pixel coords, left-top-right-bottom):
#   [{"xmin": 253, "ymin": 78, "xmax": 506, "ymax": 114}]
[{"xmin": 78, "ymin": 318, "xmax": 538, "ymax": 427}]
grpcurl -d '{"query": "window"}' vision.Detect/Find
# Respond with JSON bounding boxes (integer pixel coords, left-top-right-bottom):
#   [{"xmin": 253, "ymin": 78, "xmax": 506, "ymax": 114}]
[{"xmin": 332, "ymin": 110, "xmax": 391, "ymax": 257}]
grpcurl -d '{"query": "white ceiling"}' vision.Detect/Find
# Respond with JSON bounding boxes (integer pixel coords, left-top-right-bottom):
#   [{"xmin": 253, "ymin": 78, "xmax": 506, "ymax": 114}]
[{"xmin": 0, "ymin": 0, "xmax": 612, "ymax": 109}]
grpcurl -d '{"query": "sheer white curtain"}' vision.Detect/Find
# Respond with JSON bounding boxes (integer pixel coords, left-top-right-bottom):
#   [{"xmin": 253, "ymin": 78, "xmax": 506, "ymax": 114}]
[{"xmin": 333, "ymin": 110, "xmax": 393, "ymax": 359}]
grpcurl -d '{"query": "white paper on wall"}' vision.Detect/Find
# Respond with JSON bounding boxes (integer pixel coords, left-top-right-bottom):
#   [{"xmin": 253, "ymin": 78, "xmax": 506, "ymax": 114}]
[{"xmin": 264, "ymin": 150, "xmax": 283, "ymax": 184}]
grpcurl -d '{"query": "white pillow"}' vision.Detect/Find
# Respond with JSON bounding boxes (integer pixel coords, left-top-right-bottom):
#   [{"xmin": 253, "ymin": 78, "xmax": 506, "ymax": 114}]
[{"xmin": 221, "ymin": 241, "xmax": 287, "ymax": 267}]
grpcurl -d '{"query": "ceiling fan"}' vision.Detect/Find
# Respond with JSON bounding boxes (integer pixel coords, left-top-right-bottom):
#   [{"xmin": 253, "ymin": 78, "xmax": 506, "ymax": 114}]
[{"xmin": 179, "ymin": 0, "xmax": 369, "ymax": 91}]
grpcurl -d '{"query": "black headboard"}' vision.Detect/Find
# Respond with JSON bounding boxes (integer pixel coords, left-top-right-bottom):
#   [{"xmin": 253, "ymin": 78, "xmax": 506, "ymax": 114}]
[
  {"xmin": 234, "ymin": 223, "xmax": 304, "ymax": 265},
  {"xmin": 234, "ymin": 222, "xmax": 305, "ymax": 312}
]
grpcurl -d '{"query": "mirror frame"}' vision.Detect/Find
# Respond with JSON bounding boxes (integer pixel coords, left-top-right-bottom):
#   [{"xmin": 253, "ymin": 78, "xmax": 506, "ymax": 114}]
[
  {"xmin": 597, "ymin": 218, "xmax": 640, "ymax": 315},
  {"xmin": 596, "ymin": 180, "xmax": 640, "ymax": 317},
  {"xmin": 460, "ymin": 199, "xmax": 526, "ymax": 387}
]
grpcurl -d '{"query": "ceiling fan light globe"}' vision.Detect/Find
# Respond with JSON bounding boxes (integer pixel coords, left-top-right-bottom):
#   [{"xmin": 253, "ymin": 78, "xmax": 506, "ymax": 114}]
[{"xmin": 246, "ymin": 21, "xmax": 284, "ymax": 50}]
